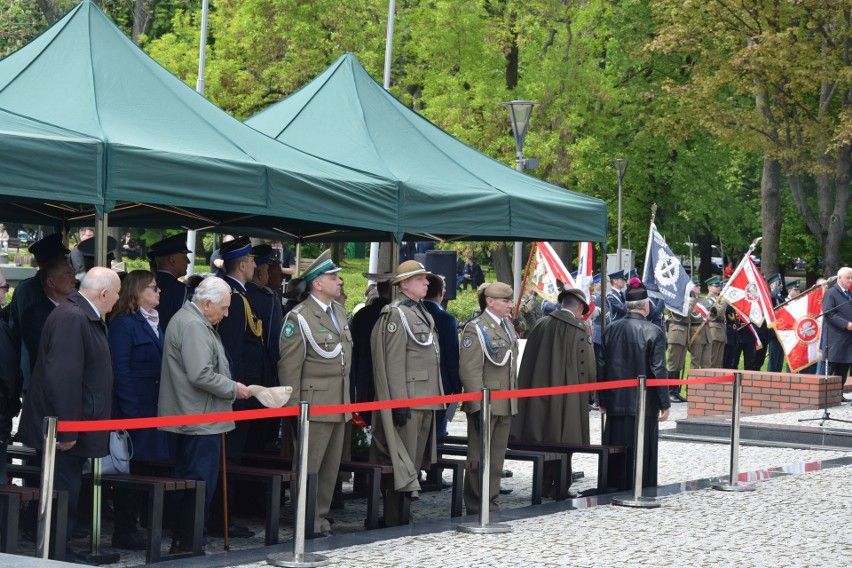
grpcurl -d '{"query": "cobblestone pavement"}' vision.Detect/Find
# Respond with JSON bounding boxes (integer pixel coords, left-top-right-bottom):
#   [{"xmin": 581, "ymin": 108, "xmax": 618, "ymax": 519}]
[{"xmin": 10, "ymin": 404, "xmax": 852, "ymax": 566}]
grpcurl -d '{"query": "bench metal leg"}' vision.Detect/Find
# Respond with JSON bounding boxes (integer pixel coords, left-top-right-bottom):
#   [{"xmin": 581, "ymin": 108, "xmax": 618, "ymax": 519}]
[
  {"xmin": 264, "ymin": 475, "xmax": 282, "ymax": 546},
  {"xmin": 398, "ymin": 491, "xmax": 411, "ymax": 525},
  {"xmin": 530, "ymin": 457, "xmax": 544, "ymax": 505},
  {"xmin": 190, "ymin": 481, "xmax": 205, "ymax": 556},
  {"xmin": 303, "ymin": 473, "xmax": 318, "ymax": 539},
  {"xmin": 144, "ymin": 485, "xmax": 165, "ymax": 563},
  {"xmin": 437, "ymin": 461, "xmax": 464, "ymax": 517},
  {"xmin": 364, "ymin": 469, "xmax": 379, "ymax": 530},
  {"xmin": 0, "ymin": 492, "xmax": 21, "ymax": 553},
  {"xmin": 597, "ymin": 453, "xmax": 609, "ymax": 494},
  {"xmin": 51, "ymin": 490, "xmax": 68, "ymax": 562},
  {"xmin": 554, "ymin": 456, "xmax": 569, "ymax": 501}
]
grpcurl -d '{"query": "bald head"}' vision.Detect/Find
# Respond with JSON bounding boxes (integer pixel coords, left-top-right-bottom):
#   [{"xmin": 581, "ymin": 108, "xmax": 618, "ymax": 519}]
[{"xmin": 80, "ymin": 267, "xmax": 121, "ymax": 315}]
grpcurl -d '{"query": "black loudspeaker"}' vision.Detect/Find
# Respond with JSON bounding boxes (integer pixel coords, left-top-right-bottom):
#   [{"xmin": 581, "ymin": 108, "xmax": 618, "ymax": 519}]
[{"xmin": 425, "ymin": 250, "xmax": 458, "ymax": 301}]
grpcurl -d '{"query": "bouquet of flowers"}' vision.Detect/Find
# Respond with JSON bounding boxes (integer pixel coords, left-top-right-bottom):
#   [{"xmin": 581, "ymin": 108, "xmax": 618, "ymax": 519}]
[{"xmin": 351, "ymin": 412, "xmax": 372, "ymax": 455}]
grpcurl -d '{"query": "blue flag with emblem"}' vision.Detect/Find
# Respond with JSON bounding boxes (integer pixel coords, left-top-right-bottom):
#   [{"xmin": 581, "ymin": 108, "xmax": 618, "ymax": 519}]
[{"xmin": 642, "ymin": 222, "xmax": 691, "ymax": 316}]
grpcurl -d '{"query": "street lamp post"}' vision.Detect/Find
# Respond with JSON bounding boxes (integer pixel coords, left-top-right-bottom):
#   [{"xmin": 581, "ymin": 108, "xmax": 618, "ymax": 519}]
[
  {"xmin": 612, "ymin": 158, "xmax": 629, "ymax": 271},
  {"xmin": 502, "ymin": 100, "xmax": 539, "ymax": 302}
]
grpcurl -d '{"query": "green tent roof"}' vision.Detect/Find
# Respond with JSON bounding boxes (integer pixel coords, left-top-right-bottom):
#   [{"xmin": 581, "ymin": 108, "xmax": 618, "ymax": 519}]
[
  {"xmin": 247, "ymin": 53, "xmax": 608, "ymax": 242},
  {"xmin": 0, "ymin": 1, "xmax": 400, "ymax": 237}
]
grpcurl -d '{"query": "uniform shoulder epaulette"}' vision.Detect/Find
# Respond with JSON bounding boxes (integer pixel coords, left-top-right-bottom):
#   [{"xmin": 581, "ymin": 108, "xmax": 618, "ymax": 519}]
[
  {"xmin": 291, "ymin": 302, "xmax": 306, "ymax": 315},
  {"xmin": 399, "ymin": 298, "xmax": 418, "ymax": 308}
]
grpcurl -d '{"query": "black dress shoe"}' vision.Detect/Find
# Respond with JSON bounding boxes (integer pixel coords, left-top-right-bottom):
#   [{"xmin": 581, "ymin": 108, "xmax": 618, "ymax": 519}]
[
  {"xmin": 112, "ymin": 531, "xmax": 147, "ymax": 550},
  {"xmin": 306, "ymin": 530, "xmax": 332, "ymax": 539},
  {"xmin": 501, "ymin": 469, "xmax": 513, "ymax": 478},
  {"xmin": 499, "ymin": 487, "xmax": 513, "ymax": 494}
]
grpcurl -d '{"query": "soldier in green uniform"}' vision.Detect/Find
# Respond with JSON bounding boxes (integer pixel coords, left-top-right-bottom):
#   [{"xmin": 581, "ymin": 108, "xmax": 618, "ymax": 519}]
[
  {"xmin": 516, "ymin": 288, "xmax": 542, "ymax": 338},
  {"xmin": 278, "ymin": 250, "xmax": 352, "ymax": 537},
  {"xmin": 704, "ymin": 276, "xmax": 727, "ymax": 368},
  {"xmin": 666, "ymin": 277, "xmax": 705, "ymax": 401},
  {"xmin": 369, "ymin": 260, "xmax": 444, "ymax": 526},
  {"xmin": 459, "ymin": 282, "xmax": 518, "ymax": 514}
]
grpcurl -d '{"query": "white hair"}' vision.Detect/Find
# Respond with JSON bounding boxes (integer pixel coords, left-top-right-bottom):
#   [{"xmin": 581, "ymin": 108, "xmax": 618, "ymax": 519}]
[
  {"xmin": 79, "ymin": 267, "xmax": 118, "ymax": 293},
  {"xmin": 838, "ymin": 267, "xmax": 852, "ymax": 278},
  {"xmin": 626, "ymin": 299, "xmax": 649, "ymax": 310},
  {"xmin": 192, "ymin": 276, "xmax": 230, "ymax": 305}
]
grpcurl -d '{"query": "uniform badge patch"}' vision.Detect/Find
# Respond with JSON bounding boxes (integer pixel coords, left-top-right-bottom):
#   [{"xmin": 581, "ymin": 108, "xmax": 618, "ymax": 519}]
[
  {"xmin": 283, "ymin": 321, "xmax": 296, "ymax": 338},
  {"xmin": 387, "ymin": 322, "xmax": 398, "ymax": 333},
  {"xmin": 462, "ymin": 336, "xmax": 473, "ymax": 349}
]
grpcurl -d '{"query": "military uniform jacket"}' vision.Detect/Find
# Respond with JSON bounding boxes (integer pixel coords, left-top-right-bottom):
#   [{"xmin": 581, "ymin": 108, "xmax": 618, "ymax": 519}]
[
  {"xmin": 369, "ymin": 297, "xmax": 444, "ymax": 492},
  {"xmin": 156, "ymin": 271, "xmax": 189, "ymax": 334},
  {"xmin": 278, "ymin": 295, "xmax": 352, "ymax": 422},
  {"xmin": 459, "ymin": 312, "xmax": 518, "ymax": 416},
  {"xmin": 705, "ymin": 294, "xmax": 727, "ymax": 343},
  {"xmin": 217, "ymin": 275, "xmax": 266, "ymax": 388},
  {"xmin": 667, "ymin": 295, "xmax": 706, "ymax": 346}
]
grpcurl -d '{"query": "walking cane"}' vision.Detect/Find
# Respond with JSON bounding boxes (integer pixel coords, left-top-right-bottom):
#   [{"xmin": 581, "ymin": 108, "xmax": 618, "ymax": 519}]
[{"xmin": 221, "ymin": 432, "xmax": 230, "ymax": 551}]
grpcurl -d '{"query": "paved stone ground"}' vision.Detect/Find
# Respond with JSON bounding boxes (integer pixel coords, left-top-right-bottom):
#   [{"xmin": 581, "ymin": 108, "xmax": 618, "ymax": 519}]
[{"xmin": 9, "ymin": 403, "xmax": 852, "ymax": 566}]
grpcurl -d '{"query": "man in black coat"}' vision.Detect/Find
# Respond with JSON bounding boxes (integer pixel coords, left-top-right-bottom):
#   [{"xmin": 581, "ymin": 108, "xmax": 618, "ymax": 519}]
[
  {"xmin": 597, "ymin": 281, "xmax": 670, "ymax": 492},
  {"xmin": 147, "ymin": 233, "xmax": 191, "ymax": 334},
  {"xmin": 20, "ymin": 258, "xmax": 77, "ymax": 371},
  {"xmin": 423, "ymin": 274, "xmax": 461, "ymax": 438},
  {"xmin": 823, "ymin": 267, "xmax": 852, "ymax": 399},
  {"xmin": 18, "ymin": 267, "xmax": 121, "ymax": 562},
  {"xmin": 350, "ymin": 277, "xmax": 392, "ymax": 425},
  {"xmin": 0, "ymin": 267, "xmax": 23, "ymax": 489}
]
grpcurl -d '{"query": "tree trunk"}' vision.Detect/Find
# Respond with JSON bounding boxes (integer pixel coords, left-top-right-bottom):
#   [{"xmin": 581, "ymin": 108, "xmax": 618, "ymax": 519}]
[
  {"xmin": 35, "ymin": 0, "xmax": 63, "ymax": 25},
  {"xmin": 760, "ymin": 156, "xmax": 782, "ymax": 276},
  {"xmin": 492, "ymin": 243, "xmax": 513, "ymax": 285},
  {"xmin": 378, "ymin": 241, "xmax": 395, "ymax": 273},
  {"xmin": 329, "ymin": 242, "xmax": 343, "ymax": 265},
  {"xmin": 550, "ymin": 242, "xmax": 573, "ymax": 270},
  {"xmin": 822, "ymin": 142, "xmax": 851, "ymax": 276},
  {"xmin": 132, "ymin": 0, "xmax": 157, "ymax": 46}
]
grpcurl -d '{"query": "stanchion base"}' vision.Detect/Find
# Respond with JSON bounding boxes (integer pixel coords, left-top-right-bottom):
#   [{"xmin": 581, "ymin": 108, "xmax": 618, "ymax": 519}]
[
  {"xmin": 267, "ymin": 552, "xmax": 332, "ymax": 567},
  {"xmin": 85, "ymin": 552, "xmax": 121, "ymax": 565},
  {"xmin": 457, "ymin": 522, "xmax": 512, "ymax": 534},
  {"xmin": 712, "ymin": 481, "xmax": 756, "ymax": 492},
  {"xmin": 611, "ymin": 496, "xmax": 661, "ymax": 509}
]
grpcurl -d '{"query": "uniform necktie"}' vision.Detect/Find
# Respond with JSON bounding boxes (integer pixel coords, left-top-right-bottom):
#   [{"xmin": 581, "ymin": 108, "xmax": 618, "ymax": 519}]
[{"xmin": 327, "ymin": 306, "xmax": 340, "ymax": 333}]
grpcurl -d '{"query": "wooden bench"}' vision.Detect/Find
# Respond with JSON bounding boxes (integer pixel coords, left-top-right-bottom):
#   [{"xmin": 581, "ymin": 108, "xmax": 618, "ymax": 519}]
[
  {"xmin": 0, "ymin": 484, "xmax": 68, "ymax": 560},
  {"xmin": 421, "ymin": 459, "xmax": 464, "ymax": 517},
  {"xmin": 223, "ymin": 464, "xmax": 300, "ymax": 545},
  {"xmin": 88, "ymin": 474, "xmax": 205, "ymax": 563},
  {"xmin": 437, "ymin": 443, "xmax": 556, "ymax": 505},
  {"xmin": 443, "ymin": 435, "xmax": 626, "ymax": 496}
]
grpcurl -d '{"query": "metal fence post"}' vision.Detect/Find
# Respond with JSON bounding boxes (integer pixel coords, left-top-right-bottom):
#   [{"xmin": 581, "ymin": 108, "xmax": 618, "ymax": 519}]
[
  {"xmin": 268, "ymin": 402, "xmax": 330, "ymax": 567},
  {"xmin": 713, "ymin": 373, "xmax": 755, "ymax": 492},
  {"xmin": 36, "ymin": 416, "xmax": 57, "ymax": 559},
  {"xmin": 458, "ymin": 387, "xmax": 510, "ymax": 534},
  {"xmin": 613, "ymin": 375, "xmax": 660, "ymax": 508}
]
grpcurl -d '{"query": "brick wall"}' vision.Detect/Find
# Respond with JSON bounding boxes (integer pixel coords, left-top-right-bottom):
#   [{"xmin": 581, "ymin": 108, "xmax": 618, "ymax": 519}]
[{"xmin": 686, "ymin": 369, "xmax": 843, "ymax": 418}]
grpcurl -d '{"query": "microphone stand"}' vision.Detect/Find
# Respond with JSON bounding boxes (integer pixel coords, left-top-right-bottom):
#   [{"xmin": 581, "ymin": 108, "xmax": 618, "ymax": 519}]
[{"xmin": 798, "ymin": 288, "xmax": 852, "ymax": 426}]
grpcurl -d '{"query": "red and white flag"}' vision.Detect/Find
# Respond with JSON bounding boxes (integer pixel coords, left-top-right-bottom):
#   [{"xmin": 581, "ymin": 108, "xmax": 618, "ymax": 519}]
[
  {"xmin": 731, "ymin": 304, "xmax": 764, "ymax": 350},
  {"xmin": 720, "ymin": 256, "xmax": 776, "ymax": 327},
  {"xmin": 773, "ymin": 286, "xmax": 824, "ymax": 372},
  {"xmin": 528, "ymin": 242, "xmax": 576, "ymax": 303},
  {"xmin": 575, "ymin": 242, "xmax": 594, "ymax": 303}
]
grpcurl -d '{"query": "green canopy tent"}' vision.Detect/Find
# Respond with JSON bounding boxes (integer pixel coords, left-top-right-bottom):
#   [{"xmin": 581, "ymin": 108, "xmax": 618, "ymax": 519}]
[
  {"xmin": 0, "ymin": 1, "xmax": 400, "ymax": 239},
  {"xmin": 246, "ymin": 53, "xmax": 608, "ymax": 243}
]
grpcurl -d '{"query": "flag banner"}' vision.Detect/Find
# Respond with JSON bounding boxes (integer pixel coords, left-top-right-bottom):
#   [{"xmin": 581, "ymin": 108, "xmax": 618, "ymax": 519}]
[
  {"xmin": 731, "ymin": 304, "xmax": 764, "ymax": 350},
  {"xmin": 642, "ymin": 223, "xmax": 691, "ymax": 316},
  {"xmin": 773, "ymin": 286, "xmax": 824, "ymax": 372},
  {"xmin": 720, "ymin": 255, "xmax": 776, "ymax": 327},
  {"xmin": 576, "ymin": 242, "xmax": 594, "ymax": 302},
  {"xmin": 528, "ymin": 242, "xmax": 576, "ymax": 303},
  {"xmin": 693, "ymin": 301, "xmax": 709, "ymax": 320}
]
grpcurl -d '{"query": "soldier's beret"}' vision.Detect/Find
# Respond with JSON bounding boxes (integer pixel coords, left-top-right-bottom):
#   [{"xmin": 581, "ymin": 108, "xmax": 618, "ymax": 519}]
[{"xmin": 484, "ymin": 282, "xmax": 514, "ymax": 300}]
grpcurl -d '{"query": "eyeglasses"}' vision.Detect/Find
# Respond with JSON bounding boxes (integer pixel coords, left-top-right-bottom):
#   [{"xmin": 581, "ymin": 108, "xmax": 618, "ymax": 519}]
[
  {"xmin": 0, "ymin": 284, "xmax": 9, "ymax": 290},
  {"xmin": 146, "ymin": 284, "xmax": 160, "ymax": 292}
]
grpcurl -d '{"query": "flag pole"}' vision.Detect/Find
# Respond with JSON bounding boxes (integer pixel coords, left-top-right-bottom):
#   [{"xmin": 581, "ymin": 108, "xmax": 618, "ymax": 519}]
[
  {"xmin": 642, "ymin": 204, "xmax": 657, "ymax": 281},
  {"xmin": 688, "ymin": 237, "xmax": 762, "ymax": 348},
  {"xmin": 774, "ymin": 276, "xmax": 834, "ymax": 313},
  {"xmin": 512, "ymin": 242, "xmax": 537, "ymax": 320}
]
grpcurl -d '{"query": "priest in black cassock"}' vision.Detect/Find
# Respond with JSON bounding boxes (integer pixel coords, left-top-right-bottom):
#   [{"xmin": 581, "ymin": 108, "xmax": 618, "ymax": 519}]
[
  {"xmin": 509, "ymin": 287, "xmax": 595, "ymax": 498},
  {"xmin": 597, "ymin": 280, "xmax": 670, "ymax": 491}
]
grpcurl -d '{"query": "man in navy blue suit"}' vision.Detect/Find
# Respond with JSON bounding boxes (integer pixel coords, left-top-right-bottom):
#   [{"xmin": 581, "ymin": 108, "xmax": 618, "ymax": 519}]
[
  {"xmin": 823, "ymin": 267, "xmax": 852, "ymax": 401},
  {"xmin": 423, "ymin": 274, "xmax": 461, "ymax": 438},
  {"xmin": 147, "ymin": 233, "xmax": 191, "ymax": 333}
]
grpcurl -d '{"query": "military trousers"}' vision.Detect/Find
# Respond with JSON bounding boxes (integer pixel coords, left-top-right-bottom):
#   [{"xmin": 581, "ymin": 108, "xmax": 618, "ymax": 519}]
[
  {"xmin": 463, "ymin": 414, "xmax": 511, "ymax": 515},
  {"xmin": 297, "ymin": 420, "xmax": 345, "ymax": 533},
  {"xmin": 384, "ymin": 409, "xmax": 434, "ymax": 527}
]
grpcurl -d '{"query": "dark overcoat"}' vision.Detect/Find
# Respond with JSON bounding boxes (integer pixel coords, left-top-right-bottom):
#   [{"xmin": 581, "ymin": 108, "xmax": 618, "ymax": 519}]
[
  {"xmin": 18, "ymin": 292, "xmax": 112, "ymax": 457},
  {"xmin": 823, "ymin": 283, "xmax": 852, "ymax": 364}
]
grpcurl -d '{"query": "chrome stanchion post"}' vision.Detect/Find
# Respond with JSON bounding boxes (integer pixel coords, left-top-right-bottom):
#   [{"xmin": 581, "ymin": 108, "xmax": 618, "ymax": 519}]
[
  {"xmin": 713, "ymin": 373, "xmax": 756, "ymax": 492},
  {"xmin": 458, "ymin": 387, "xmax": 511, "ymax": 534},
  {"xmin": 37, "ymin": 416, "xmax": 57, "ymax": 559},
  {"xmin": 268, "ymin": 403, "xmax": 330, "ymax": 567},
  {"xmin": 86, "ymin": 456, "xmax": 119, "ymax": 564},
  {"xmin": 613, "ymin": 375, "xmax": 660, "ymax": 508}
]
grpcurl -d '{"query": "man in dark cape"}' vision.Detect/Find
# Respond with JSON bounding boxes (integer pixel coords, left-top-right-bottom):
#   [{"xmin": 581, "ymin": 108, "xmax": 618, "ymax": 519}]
[
  {"xmin": 597, "ymin": 280, "xmax": 670, "ymax": 492},
  {"xmin": 509, "ymin": 287, "xmax": 596, "ymax": 497}
]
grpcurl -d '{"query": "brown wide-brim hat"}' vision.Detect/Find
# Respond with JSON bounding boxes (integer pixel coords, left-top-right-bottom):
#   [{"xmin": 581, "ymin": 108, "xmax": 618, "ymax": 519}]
[
  {"xmin": 557, "ymin": 287, "xmax": 590, "ymax": 315},
  {"xmin": 392, "ymin": 260, "xmax": 431, "ymax": 285}
]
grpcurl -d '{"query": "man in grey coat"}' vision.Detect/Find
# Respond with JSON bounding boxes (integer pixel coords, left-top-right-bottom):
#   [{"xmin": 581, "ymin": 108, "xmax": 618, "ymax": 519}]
[{"xmin": 158, "ymin": 276, "xmax": 251, "ymax": 553}]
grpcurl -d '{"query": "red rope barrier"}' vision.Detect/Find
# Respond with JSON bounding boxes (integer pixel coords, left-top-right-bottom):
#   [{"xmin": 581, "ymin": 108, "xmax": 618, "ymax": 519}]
[{"xmin": 56, "ymin": 374, "xmax": 736, "ymax": 433}]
